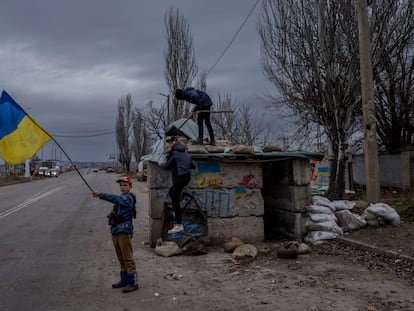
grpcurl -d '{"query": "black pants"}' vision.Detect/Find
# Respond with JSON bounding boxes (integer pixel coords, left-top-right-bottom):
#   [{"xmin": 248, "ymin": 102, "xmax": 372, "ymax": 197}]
[
  {"xmin": 197, "ymin": 110, "xmax": 215, "ymax": 143},
  {"xmin": 168, "ymin": 175, "xmax": 191, "ymax": 224}
]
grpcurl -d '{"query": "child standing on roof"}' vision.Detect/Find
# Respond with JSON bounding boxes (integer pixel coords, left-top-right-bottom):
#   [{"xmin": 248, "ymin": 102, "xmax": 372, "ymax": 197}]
[
  {"xmin": 92, "ymin": 176, "xmax": 138, "ymax": 293},
  {"xmin": 175, "ymin": 87, "xmax": 215, "ymax": 145}
]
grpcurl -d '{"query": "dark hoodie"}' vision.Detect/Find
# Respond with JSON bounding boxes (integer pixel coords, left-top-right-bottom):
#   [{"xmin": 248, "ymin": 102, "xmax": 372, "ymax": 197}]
[{"xmin": 162, "ymin": 141, "xmax": 195, "ymax": 183}]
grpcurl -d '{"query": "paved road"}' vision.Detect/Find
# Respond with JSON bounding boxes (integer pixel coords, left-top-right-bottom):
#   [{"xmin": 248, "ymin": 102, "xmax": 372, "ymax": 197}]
[{"xmin": 0, "ymin": 170, "xmax": 129, "ymax": 310}]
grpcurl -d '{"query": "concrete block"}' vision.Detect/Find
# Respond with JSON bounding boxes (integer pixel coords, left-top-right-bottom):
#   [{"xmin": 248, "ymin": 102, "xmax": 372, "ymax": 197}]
[
  {"xmin": 149, "ymin": 218, "xmax": 163, "ymax": 247},
  {"xmin": 208, "ymin": 216, "xmax": 264, "ymax": 244},
  {"xmin": 147, "ymin": 161, "xmax": 172, "ymax": 189},
  {"xmin": 149, "ymin": 188, "xmax": 170, "ymax": 218},
  {"xmin": 263, "ymin": 185, "xmax": 311, "ymax": 212},
  {"xmin": 189, "ymin": 161, "xmax": 262, "ymax": 188},
  {"xmin": 263, "ymin": 159, "xmax": 310, "ymax": 186},
  {"xmin": 149, "ymin": 187, "xmax": 264, "ymax": 218},
  {"xmin": 264, "ymin": 209, "xmax": 306, "ymax": 240},
  {"xmin": 220, "ymin": 162, "xmax": 263, "ymax": 188}
]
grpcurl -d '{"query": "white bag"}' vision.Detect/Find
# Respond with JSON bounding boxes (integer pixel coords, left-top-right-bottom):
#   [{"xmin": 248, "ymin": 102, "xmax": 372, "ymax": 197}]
[
  {"xmin": 305, "ymin": 219, "xmax": 344, "ymax": 235},
  {"xmin": 308, "ymin": 212, "xmax": 337, "ymax": 223},
  {"xmin": 365, "ymin": 203, "xmax": 400, "ymax": 225},
  {"xmin": 332, "ymin": 200, "xmax": 356, "ymax": 211},
  {"xmin": 311, "ymin": 196, "xmax": 335, "ymax": 211},
  {"xmin": 304, "ymin": 231, "xmax": 338, "ymax": 245},
  {"xmin": 305, "ymin": 205, "xmax": 335, "ymax": 214},
  {"xmin": 335, "ymin": 210, "xmax": 367, "ymax": 231}
]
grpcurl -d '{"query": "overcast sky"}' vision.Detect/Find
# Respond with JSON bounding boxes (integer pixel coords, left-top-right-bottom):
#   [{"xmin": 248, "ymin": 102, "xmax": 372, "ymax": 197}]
[{"xmin": 0, "ymin": 0, "xmax": 281, "ymax": 164}]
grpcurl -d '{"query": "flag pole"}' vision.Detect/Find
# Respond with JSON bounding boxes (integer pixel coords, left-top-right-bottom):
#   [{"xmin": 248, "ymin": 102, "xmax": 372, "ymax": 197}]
[
  {"xmin": 23, "ymin": 110, "xmax": 94, "ymax": 192},
  {"xmin": 50, "ymin": 137, "xmax": 94, "ymax": 192}
]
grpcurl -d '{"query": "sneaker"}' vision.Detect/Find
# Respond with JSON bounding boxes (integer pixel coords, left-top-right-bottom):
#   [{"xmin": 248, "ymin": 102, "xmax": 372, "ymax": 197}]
[{"xmin": 168, "ymin": 224, "xmax": 184, "ymax": 234}]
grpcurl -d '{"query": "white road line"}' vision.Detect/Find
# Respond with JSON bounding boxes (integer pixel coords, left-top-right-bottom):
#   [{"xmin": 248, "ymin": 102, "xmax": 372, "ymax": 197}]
[{"xmin": 0, "ymin": 186, "xmax": 64, "ymax": 220}]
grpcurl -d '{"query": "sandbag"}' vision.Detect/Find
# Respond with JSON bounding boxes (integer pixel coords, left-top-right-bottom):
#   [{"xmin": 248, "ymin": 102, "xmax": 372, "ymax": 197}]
[
  {"xmin": 335, "ymin": 210, "xmax": 366, "ymax": 231},
  {"xmin": 223, "ymin": 237, "xmax": 245, "ymax": 253},
  {"xmin": 305, "ymin": 219, "xmax": 344, "ymax": 235},
  {"xmin": 205, "ymin": 145, "xmax": 225, "ymax": 153},
  {"xmin": 154, "ymin": 240, "xmax": 183, "ymax": 257},
  {"xmin": 304, "ymin": 231, "xmax": 338, "ymax": 245},
  {"xmin": 365, "ymin": 203, "xmax": 400, "ymax": 225},
  {"xmin": 187, "ymin": 144, "xmax": 208, "ymax": 154},
  {"xmin": 311, "ymin": 196, "xmax": 335, "ymax": 211},
  {"xmin": 232, "ymin": 244, "xmax": 258, "ymax": 260},
  {"xmin": 305, "ymin": 205, "xmax": 336, "ymax": 214},
  {"xmin": 308, "ymin": 212, "xmax": 337, "ymax": 223},
  {"xmin": 229, "ymin": 145, "xmax": 255, "ymax": 155},
  {"xmin": 262, "ymin": 145, "xmax": 283, "ymax": 152},
  {"xmin": 332, "ymin": 200, "xmax": 356, "ymax": 211}
]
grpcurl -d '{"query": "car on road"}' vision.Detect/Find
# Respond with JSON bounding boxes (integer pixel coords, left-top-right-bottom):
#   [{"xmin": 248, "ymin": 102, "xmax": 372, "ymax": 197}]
[
  {"xmin": 92, "ymin": 168, "xmax": 99, "ymax": 173},
  {"xmin": 45, "ymin": 168, "xmax": 59, "ymax": 177},
  {"xmin": 107, "ymin": 167, "xmax": 114, "ymax": 173},
  {"xmin": 37, "ymin": 167, "xmax": 49, "ymax": 176}
]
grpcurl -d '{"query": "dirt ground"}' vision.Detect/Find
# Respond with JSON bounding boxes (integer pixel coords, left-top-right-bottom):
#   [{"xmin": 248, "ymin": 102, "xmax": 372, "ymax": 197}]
[{"xmin": 130, "ymin": 183, "xmax": 414, "ymax": 311}]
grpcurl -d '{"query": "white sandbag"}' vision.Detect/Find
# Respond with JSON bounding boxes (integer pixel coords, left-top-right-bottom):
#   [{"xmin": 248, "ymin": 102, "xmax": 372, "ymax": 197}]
[
  {"xmin": 232, "ymin": 244, "xmax": 258, "ymax": 260},
  {"xmin": 332, "ymin": 200, "xmax": 356, "ymax": 211},
  {"xmin": 305, "ymin": 205, "xmax": 335, "ymax": 214},
  {"xmin": 308, "ymin": 212, "xmax": 337, "ymax": 223},
  {"xmin": 305, "ymin": 219, "xmax": 344, "ymax": 235},
  {"xmin": 187, "ymin": 144, "xmax": 208, "ymax": 154},
  {"xmin": 365, "ymin": 203, "xmax": 400, "ymax": 225},
  {"xmin": 304, "ymin": 231, "xmax": 338, "ymax": 245},
  {"xmin": 154, "ymin": 240, "xmax": 183, "ymax": 257},
  {"xmin": 229, "ymin": 145, "xmax": 255, "ymax": 155},
  {"xmin": 335, "ymin": 210, "xmax": 367, "ymax": 231},
  {"xmin": 311, "ymin": 196, "xmax": 335, "ymax": 211}
]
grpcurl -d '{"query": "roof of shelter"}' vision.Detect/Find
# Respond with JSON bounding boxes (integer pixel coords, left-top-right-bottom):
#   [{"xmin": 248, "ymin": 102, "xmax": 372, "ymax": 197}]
[{"xmin": 140, "ymin": 118, "xmax": 324, "ymax": 164}]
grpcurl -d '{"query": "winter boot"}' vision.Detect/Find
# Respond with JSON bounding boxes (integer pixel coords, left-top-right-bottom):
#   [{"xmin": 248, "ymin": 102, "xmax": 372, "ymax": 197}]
[
  {"xmin": 122, "ymin": 273, "xmax": 138, "ymax": 293},
  {"xmin": 112, "ymin": 271, "xmax": 128, "ymax": 288}
]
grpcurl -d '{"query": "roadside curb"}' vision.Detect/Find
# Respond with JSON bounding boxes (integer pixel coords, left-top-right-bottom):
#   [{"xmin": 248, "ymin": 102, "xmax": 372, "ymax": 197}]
[{"xmin": 336, "ymin": 236, "xmax": 414, "ymax": 264}]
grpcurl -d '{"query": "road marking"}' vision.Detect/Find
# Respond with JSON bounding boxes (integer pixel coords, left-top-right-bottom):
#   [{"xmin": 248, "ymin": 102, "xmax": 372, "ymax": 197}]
[{"xmin": 0, "ymin": 186, "xmax": 64, "ymax": 220}]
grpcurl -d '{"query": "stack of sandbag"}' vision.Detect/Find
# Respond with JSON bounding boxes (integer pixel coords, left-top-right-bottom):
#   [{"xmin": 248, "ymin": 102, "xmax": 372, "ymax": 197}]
[{"xmin": 304, "ymin": 196, "xmax": 344, "ymax": 245}]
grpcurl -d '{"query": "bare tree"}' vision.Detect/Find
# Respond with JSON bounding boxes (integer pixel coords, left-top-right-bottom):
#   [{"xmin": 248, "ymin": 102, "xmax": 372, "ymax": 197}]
[
  {"xmin": 258, "ymin": 0, "xmax": 362, "ymax": 199},
  {"xmin": 211, "ymin": 92, "xmax": 239, "ymax": 142},
  {"xmin": 234, "ymin": 104, "xmax": 269, "ymax": 146},
  {"xmin": 370, "ymin": 0, "xmax": 414, "ymax": 151},
  {"xmin": 116, "ymin": 94, "xmax": 134, "ymax": 172},
  {"xmin": 140, "ymin": 101, "xmax": 169, "ymax": 140},
  {"xmin": 132, "ymin": 108, "xmax": 149, "ymax": 164},
  {"xmin": 164, "ymin": 7, "xmax": 198, "ymax": 120}
]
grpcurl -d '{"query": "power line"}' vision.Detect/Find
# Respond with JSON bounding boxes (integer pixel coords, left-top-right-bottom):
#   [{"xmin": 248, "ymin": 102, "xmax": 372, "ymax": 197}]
[
  {"xmin": 206, "ymin": 0, "xmax": 261, "ymax": 76},
  {"xmin": 52, "ymin": 130, "xmax": 115, "ymax": 138}
]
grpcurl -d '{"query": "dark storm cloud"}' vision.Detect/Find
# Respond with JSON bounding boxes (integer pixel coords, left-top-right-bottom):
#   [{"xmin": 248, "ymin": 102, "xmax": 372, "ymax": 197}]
[{"xmin": 0, "ymin": 0, "xmax": 273, "ymax": 162}]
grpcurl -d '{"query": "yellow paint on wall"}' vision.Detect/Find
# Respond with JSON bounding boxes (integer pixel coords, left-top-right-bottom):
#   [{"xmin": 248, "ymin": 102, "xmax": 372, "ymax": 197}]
[{"xmin": 197, "ymin": 173, "xmax": 222, "ymax": 187}]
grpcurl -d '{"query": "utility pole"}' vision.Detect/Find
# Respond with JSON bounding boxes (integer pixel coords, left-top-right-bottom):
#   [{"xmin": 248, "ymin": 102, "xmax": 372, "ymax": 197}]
[
  {"xmin": 159, "ymin": 93, "xmax": 171, "ymax": 125},
  {"xmin": 357, "ymin": 0, "xmax": 381, "ymax": 203}
]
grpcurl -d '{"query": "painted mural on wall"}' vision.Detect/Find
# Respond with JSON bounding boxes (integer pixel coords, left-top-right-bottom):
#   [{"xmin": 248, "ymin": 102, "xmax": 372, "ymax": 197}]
[
  {"xmin": 196, "ymin": 162, "xmax": 222, "ymax": 187},
  {"xmin": 149, "ymin": 160, "xmax": 264, "ymax": 218},
  {"xmin": 310, "ymin": 157, "xmax": 330, "ymax": 186}
]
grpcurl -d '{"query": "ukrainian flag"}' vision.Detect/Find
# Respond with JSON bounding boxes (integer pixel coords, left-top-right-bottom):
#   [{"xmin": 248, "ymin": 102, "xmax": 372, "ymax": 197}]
[{"xmin": 0, "ymin": 91, "xmax": 51, "ymax": 165}]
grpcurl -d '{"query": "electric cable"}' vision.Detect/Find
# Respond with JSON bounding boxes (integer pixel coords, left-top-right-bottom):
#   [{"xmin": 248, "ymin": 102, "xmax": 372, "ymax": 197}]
[
  {"xmin": 206, "ymin": 0, "xmax": 261, "ymax": 76},
  {"xmin": 52, "ymin": 130, "xmax": 115, "ymax": 138}
]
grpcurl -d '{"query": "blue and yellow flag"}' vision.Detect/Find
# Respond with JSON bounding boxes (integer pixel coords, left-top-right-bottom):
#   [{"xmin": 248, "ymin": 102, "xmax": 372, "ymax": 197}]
[{"xmin": 0, "ymin": 91, "xmax": 52, "ymax": 165}]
